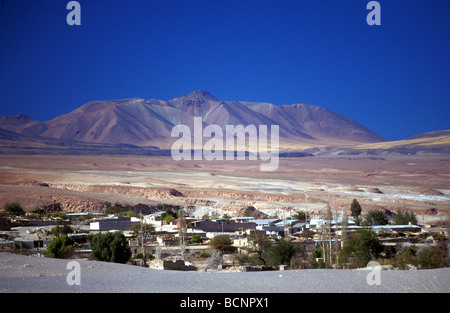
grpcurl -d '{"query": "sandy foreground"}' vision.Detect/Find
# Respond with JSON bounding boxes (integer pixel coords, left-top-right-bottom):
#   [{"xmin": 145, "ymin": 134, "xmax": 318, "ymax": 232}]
[{"xmin": 0, "ymin": 252, "xmax": 449, "ymax": 293}]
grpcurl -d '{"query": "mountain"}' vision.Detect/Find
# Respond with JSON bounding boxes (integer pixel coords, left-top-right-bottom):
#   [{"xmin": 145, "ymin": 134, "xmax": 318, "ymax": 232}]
[
  {"xmin": 0, "ymin": 90, "xmax": 389, "ymax": 152},
  {"xmin": 0, "ymin": 113, "xmax": 38, "ymax": 133},
  {"xmin": 327, "ymin": 129, "xmax": 450, "ymax": 156}
]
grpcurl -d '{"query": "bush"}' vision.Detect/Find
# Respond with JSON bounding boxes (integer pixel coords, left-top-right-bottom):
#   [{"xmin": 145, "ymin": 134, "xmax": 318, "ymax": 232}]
[
  {"xmin": 350, "ymin": 199, "xmax": 362, "ymax": 225},
  {"xmin": 51, "ymin": 225, "xmax": 73, "ymax": 236},
  {"xmin": 133, "ymin": 252, "xmax": 154, "ymax": 260},
  {"xmin": 236, "ymin": 235, "xmax": 303, "ymax": 268},
  {"xmin": 310, "ymin": 247, "xmax": 328, "ymax": 269},
  {"xmin": 393, "ymin": 242, "xmax": 450, "ymax": 269},
  {"xmin": 4, "ymin": 203, "xmax": 25, "ymax": 216},
  {"xmin": 166, "ymin": 263, "xmax": 183, "ymax": 271},
  {"xmin": 44, "ymin": 234, "xmax": 74, "ymax": 259},
  {"xmin": 161, "ymin": 209, "xmax": 178, "ymax": 224},
  {"xmin": 392, "ymin": 245, "xmax": 419, "ymax": 270},
  {"xmin": 415, "ymin": 243, "xmax": 450, "ymax": 269},
  {"xmin": 364, "ymin": 210, "xmax": 389, "ymax": 225},
  {"xmin": 339, "ymin": 229, "xmax": 384, "ymax": 268},
  {"xmin": 31, "ymin": 208, "xmax": 46, "ymax": 215},
  {"xmin": 105, "ymin": 205, "xmax": 127, "ymax": 215},
  {"xmin": 393, "ymin": 210, "xmax": 418, "ymax": 225},
  {"xmin": 292, "ymin": 211, "xmax": 310, "ymax": 223},
  {"xmin": 198, "ymin": 250, "xmax": 211, "ymax": 258},
  {"xmin": 266, "ymin": 239, "xmax": 300, "ymax": 268},
  {"xmin": 190, "ymin": 234, "xmax": 203, "ymax": 244},
  {"xmin": 209, "ymin": 235, "xmax": 234, "ymax": 254},
  {"xmin": 91, "ymin": 231, "xmax": 131, "ymax": 264}
]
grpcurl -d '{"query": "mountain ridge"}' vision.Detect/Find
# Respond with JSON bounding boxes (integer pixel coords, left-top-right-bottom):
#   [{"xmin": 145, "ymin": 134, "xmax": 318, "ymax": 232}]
[{"xmin": 0, "ymin": 90, "xmax": 393, "ymax": 151}]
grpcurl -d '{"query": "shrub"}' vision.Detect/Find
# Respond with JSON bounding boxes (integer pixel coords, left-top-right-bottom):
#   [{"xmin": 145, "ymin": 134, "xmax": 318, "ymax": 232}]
[
  {"xmin": 198, "ymin": 250, "xmax": 211, "ymax": 258},
  {"xmin": 44, "ymin": 234, "xmax": 74, "ymax": 259},
  {"xmin": 31, "ymin": 208, "xmax": 46, "ymax": 215},
  {"xmin": 209, "ymin": 235, "xmax": 234, "ymax": 254},
  {"xmin": 392, "ymin": 245, "xmax": 419, "ymax": 270},
  {"xmin": 133, "ymin": 252, "xmax": 154, "ymax": 260},
  {"xmin": 105, "ymin": 205, "xmax": 127, "ymax": 215},
  {"xmin": 393, "ymin": 210, "xmax": 418, "ymax": 225},
  {"xmin": 393, "ymin": 242, "xmax": 450, "ymax": 269},
  {"xmin": 350, "ymin": 199, "xmax": 363, "ymax": 226},
  {"xmin": 365, "ymin": 210, "xmax": 389, "ymax": 225},
  {"xmin": 292, "ymin": 211, "xmax": 310, "ymax": 223},
  {"xmin": 415, "ymin": 243, "xmax": 450, "ymax": 269},
  {"xmin": 4, "ymin": 203, "xmax": 25, "ymax": 216},
  {"xmin": 266, "ymin": 239, "xmax": 300, "ymax": 268},
  {"xmin": 339, "ymin": 229, "xmax": 384, "ymax": 268},
  {"xmin": 310, "ymin": 247, "xmax": 328, "ymax": 269},
  {"xmin": 91, "ymin": 231, "xmax": 131, "ymax": 264},
  {"xmin": 161, "ymin": 209, "xmax": 178, "ymax": 224},
  {"xmin": 51, "ymin": 225, "xmax": 73, "ymax": 236},
  {"xmin": 190, "ymin": 234, "xmax": 203, "ymax": 244}
]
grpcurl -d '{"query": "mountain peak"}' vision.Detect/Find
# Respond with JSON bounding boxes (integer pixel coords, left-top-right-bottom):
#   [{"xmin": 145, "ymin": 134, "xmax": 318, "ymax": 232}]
[
  {"xmin": 6, "ymin": 113, "xmax": 34, "ymax": 121},
  {"xmin": 184, "ymin": 90, "xmax": 218, "ymax": 101}
]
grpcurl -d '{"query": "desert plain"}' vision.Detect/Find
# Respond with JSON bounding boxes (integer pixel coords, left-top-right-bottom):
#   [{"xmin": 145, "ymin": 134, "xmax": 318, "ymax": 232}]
[
  {"xmin": 0, "ymin": 154, "xmax": 449, "ymax": 224},
  {"xmin": 1, "ymin": 154, "xmax": 450, "ymax": 293}
]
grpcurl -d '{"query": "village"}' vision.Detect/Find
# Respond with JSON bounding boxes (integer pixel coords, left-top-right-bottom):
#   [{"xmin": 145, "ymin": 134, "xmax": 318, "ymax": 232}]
[{"xmin": 1, "ymin": 200, "xmax": 448, "ymax": 272}]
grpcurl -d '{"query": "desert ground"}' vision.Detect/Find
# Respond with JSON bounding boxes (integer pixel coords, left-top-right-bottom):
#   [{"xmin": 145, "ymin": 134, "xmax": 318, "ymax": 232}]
[
  {"xmin": 0, "ymin": 155, "xmax": 449, "ymax": 223},
  {"xmin": 1, "ymin": 252, "xmax": 449, "ymax": 293},
  {"xmin": 1, "ymin": 154, "xmax": 449, "ymax": 294}
]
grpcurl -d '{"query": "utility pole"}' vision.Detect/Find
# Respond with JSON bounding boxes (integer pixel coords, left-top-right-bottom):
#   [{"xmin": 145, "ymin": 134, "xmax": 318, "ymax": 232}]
[
  {"xmin": 178, "ymin": 209, "xmax": 187, "ymax": 261},
  {"xmin": 140, "ymin": 212, "xmax": 146, "ymax": 267}
]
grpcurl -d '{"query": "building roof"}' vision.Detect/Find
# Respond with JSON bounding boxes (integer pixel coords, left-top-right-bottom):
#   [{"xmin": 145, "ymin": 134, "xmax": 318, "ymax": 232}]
[
  {"xmin": 253, "ymin": 219, "xmax": 280, "ymax": 225},
  {"xmin": 310, "ymin": 218, "xmax": 356, "ymax": 226},
  {"xmin": 275, "ymin": 219, "xmax": 299, "ymax": 227}
]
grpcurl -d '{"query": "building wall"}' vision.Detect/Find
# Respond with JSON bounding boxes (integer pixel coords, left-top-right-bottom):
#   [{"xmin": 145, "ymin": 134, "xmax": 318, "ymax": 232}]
[
  {"xmin": 192, "ymin": 220, "xmax": 256, "ymax": 232},
  {"xmin": 90, "ymin": 218, "xmax": 135, "ymax": 231},
  {"xmin": 0, "ymin": 217, "xmax": 11, "ymax": 230}
]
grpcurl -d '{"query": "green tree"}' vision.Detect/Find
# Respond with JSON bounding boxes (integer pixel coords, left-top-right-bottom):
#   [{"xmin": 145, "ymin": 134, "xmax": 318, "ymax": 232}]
[
  {"xmin": 393, "ymin": 210, "xmax": 418, "ymax": 225},
  {"xmin": 222, "ymin": 213, "xmax": 232, "ymax": 221},
  {"xmin": 44, "ymin": 234, "xmax": 74, "ymax": 259},
  {"xmin": 209, "ymin": 235, "xmax": 234, "ymax": 254},
  {"xmin": 292, "ymin": 211, "xmax": 309, "ymax": 223},
  {"xmin": 310, "ymin": 247, "xmax": 327, "ymax": 269},
  {"xmin": 190, "ymin": 234, "xmax": 203, "ymax": 244},
  {"xmin": 3, "ymin": 202, "xmax": 25, "ymax": 216},
  {"xmin": 266, "ymin": 239, "xmax": 300, "ymax": 268},
  {"xmin": 105, "ymin": 205, "xmax": 127, "ymax": 215},
  {"xmin": 238, "ymin": 235, "xmax": 302, "ymax": 269},
  {"xmin": 129, "ymin": 222, "xmax": 155, "ymax": 237},
  {"xmin": 51, "ymin": 225, "xmax": 73, "ymax": 236},
  {"xmin": 393, "ymin": 242, "xmax": 450, "ymax": 269},
  {"xmin": 392, "ymin": 244, "xmax": 419, "ymax": 270},
  {"xmin": 161, "ymin": 208, "xmax": 178, "ymax": 224},
  {"xmin": 415, "ymin": 243, "xmax": 450, "ymax": 269},
  {"xmin": 350, "ymin": 199, "xmax": 362, "ymax": 226},
  {"xmin": 339, "ymin": 229, "xmax": 384, "ymax": 268},
  {"xmin": 246, "ymin": 233, "xmax": 273, "ymax": 266},
  {"xmin": 91, "ymin": 231, "xmax": 131, "ymax": 264},
  {"xmin": 365, "ymin": 210, "xmax": 389, "ymax": 225}
]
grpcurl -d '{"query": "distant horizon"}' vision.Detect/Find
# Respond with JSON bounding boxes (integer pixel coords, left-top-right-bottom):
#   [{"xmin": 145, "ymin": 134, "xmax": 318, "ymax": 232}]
[
  {"xmin": 2, "ymin": 88, "xmax": 448, "ymax": 142},
  {"xmin": 1, "ymin": 0, "xmax": 449, "ymax": 141}
]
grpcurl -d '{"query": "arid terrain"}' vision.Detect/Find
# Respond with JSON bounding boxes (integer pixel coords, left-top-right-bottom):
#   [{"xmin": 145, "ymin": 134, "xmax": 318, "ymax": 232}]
[
  {"xmin": 1, "ymin": 252, "xmax": 449, "ymax": 293},
  {"xmin": 0, "ymin": 154, "xmax": 449, "ymax": 223}
]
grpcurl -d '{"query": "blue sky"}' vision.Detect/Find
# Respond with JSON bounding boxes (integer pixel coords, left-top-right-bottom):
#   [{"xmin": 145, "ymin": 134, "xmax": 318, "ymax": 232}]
[{"xmin": 0, "ymin": 0, "xmax": 449, "ymax": 140}]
